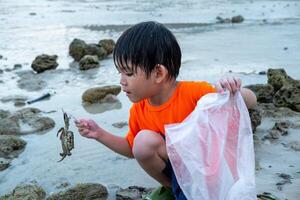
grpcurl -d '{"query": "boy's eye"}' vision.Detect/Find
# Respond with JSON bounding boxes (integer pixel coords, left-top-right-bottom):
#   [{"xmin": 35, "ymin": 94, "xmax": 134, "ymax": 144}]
[{"xmin": 126, "ymin": 72, "xmax": 134, "ymax": 77}]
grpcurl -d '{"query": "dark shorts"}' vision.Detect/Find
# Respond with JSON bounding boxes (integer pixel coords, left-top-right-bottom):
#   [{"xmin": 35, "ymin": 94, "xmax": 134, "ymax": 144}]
[{"xmin": 162, "ymin": 159, "xmax": 187, "ymax": 200}]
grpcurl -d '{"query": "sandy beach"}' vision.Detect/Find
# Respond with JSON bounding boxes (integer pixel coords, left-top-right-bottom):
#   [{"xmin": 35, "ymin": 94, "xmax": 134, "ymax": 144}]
[{"xmin": 0, "ymin": 0, "xmax": 300, "ymax": 199}]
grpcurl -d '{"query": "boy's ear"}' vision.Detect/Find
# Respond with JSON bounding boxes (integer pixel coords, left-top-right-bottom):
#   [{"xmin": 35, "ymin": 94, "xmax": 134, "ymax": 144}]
[{"xmin": 153, "ymin": 64, "xmax": 168, "ymax": 83}]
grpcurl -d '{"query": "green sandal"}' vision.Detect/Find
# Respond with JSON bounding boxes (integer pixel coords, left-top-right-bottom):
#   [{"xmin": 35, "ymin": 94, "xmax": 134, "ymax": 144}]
[
  {"xmin": 257, "ymin": 192, "xmax": 281, "ymax": 200},
  {"xmin": 143, "ymin": 186, "xmax": 175, "ymax": 200}
]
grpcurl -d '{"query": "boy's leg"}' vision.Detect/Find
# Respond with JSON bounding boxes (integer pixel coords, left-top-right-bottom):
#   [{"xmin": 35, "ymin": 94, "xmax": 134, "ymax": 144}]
[{"xmin": 132, "ymin": 130, "xmax": 171, "ymax": 187}]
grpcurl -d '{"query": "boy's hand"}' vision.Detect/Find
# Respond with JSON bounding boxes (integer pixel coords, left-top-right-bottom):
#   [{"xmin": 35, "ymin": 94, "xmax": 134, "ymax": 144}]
[
  {"xmin": 215, "ymin": 76, "xmax": 241, "ymax": 94},
  {"xmin": 75, "ymin": 119, "xmax": 102, "ymax": 140}
]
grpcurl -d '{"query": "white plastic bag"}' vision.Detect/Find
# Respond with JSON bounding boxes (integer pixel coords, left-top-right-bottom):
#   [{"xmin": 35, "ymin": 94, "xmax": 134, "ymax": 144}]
[{"xmin": 165, "ymin": 91, "xmax": 256, "ymax": 200}]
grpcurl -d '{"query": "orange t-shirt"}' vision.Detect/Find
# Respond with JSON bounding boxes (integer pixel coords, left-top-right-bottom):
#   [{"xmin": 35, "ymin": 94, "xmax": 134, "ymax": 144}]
[{"xmin": 126, "ymin": 81, "xmax": 216, "ymax": 148}]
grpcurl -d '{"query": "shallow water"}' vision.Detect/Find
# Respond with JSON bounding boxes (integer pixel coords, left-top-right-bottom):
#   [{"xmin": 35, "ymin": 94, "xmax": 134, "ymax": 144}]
[{"xmin": 0, "ymin": 0, "xmax": 300, "ymax": 198}]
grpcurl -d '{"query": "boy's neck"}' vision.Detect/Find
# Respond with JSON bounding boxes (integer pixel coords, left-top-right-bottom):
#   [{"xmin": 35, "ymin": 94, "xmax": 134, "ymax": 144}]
[{"xmin": 148, "ymin": 79, "xmax": 178, "ymax": 106}]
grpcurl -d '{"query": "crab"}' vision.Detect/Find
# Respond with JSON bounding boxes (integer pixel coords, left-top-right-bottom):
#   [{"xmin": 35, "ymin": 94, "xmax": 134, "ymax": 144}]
[{"xmin": 57, "ymin": 110, "xmax": 74, "ymax": 162}]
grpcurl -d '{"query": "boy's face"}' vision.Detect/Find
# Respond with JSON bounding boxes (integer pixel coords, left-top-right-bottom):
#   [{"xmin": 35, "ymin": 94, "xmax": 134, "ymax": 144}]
[{"xmin": 119, "ymin": 66, "xmax": 158, "ymax": 103}]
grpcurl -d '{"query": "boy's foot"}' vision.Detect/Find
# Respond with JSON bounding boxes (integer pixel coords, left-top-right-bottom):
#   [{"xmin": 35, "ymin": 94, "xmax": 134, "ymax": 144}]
[{"xmin": 143, "ymin": 186, "xmax": 175, "ymax": 200}]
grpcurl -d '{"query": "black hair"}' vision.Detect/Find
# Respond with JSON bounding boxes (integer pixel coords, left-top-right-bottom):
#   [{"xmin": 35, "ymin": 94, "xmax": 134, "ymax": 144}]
[{"xmin": 113, "ymin": 21, "xmax": 181, "ymax": 79}]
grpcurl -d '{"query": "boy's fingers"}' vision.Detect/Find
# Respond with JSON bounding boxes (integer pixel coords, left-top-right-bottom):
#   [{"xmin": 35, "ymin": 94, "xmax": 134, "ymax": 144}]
[
  {"xmin": 215, "ymin": 81, "xmax": 224, "ymax": 93},
  {"xmin": 234, "ymin": 77, "xmax": 242, "ymax": 89}
]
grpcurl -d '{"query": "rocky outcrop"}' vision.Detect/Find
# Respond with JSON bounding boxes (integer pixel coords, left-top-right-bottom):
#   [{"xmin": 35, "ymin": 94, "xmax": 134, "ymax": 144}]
[
  {"xmin": 0, "ymin": 95, "xmax": 28, "ymax": 107},
  {"xmin": 82, "ymin": 85, "xmax": 121, "ymax": 104},
  {"xmin": 31, "ymin": 54, "xmax": 58, "ymax": 73},
  {"xmin": 79, "ymin": 55, "xmax": 99, "ymax": 70},
  {"xmin": 0, "ymin": 135, "xmax": 26, "ymax": 171},
  {"xmin": 116, "ymin": 186, "xmax": 153, "ymax": 200},
  {"xmin": 47, "ymin": 183, "xmax": 108, "ymax": 200},
  {"xmin": 0, "ymin": 183, "xmax": 46, "ymax": 200},
  {"xmin": 69, "ymin": 38, "xmax": 115, "ymax": 62},
  {"xmin": 246, "ymin": 68, "xmax": 300, "ymax": 112},
  {"xmin": 216, "ymin": 15, "xmax": 244, "ymax": 24},
  {"xmin": 0, "ymin": 108, "xmax": 55, "ymax": 136},
  {"xmin": 245, "ymin": 84, "xmax": 274, "ymax": 103},
  {"xmin": 98, "ymin": 39, "xmax": 116, "ymax": 55}
]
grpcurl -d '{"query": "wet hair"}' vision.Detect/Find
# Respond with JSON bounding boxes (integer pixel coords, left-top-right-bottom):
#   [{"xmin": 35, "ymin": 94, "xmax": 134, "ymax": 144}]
[{"xmin": 113, "ymin": 21, "xmax": 181, "ymax": 79}]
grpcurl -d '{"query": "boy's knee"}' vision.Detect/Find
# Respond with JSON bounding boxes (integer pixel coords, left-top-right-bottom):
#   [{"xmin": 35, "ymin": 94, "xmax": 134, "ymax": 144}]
[{"xmin": 132, "ymin": 130, "xmax": 166, "ymax": 161}]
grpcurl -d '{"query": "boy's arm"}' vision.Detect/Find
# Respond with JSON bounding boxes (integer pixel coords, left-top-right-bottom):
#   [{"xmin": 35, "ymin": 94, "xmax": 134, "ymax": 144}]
[
  {"xmin": 240, "ymin": 87, "xmax": 257, "ymax": 109},
  {"xmin": 95, "ymin": 129, "xmax": 134, "ymax": 158},
  {"xmin": 75, "ymin": 119, "xmax": 134, "ymax": 158},
  {"xmin": 214, "ymin": 77, "xmax": 257, "ymax": 109}
]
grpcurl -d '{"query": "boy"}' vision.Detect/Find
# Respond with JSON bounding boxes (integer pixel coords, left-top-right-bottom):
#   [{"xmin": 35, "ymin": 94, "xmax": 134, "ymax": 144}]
[{"xmin": 75, "ymin": 21, "xmax": 257, "ymax": 199}]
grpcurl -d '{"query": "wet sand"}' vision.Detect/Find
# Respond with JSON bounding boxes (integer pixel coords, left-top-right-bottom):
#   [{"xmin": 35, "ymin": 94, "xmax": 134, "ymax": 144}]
[{"xmin": 0, "ymin": 0, "xmax": 300, "ymax": 199}]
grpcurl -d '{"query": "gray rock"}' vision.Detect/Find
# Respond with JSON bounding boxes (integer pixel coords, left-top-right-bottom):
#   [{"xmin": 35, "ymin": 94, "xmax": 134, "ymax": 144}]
[
  {"xmin": 86, "ymin": 44, "xmax": 107, "ymax": 60},
  {"xmin": 286, "ymin": 141, "xmax": 300, "ymax": 151},
  {"xmin": 0, "ymin": 158, "xmax": 10, "ymax": 171},
  {"xmin": 69, "ymin": 38, "xmax": 88, "ymax": 62},
  {"xmin": 82, "ymin": 85, "xmax": 121, "ymax": 104},
  {"xmin": 0, "ymin": 107, "xmax": 55, "ymax": 136},
  {"xmin": 69, "ymin": 39, "xmax": 107, "ymax": 62},
  {"xmin": 273, "ymin": 84, "xmax": 300, "ymax": 112},
  {"xmin": 0, "ymin": 95, "xmax": 28, "ymax": 104},
  {"xmin": 248, "ymin": 107, "xmax": 262, "ymax": 133},
  {"xmin": 245, "ymin": 84, "xmax": 274, "ymax": 103},
  {"xmin": 112, "ymin": 121, "xmax": 128, "ymax": 129},
  {"xmin": 31, "ymin": 54, "xmax": 58, "ymax": 73},
  {"xmin": 267, "ymin": 68, "xmax": 296, "ymax": 92},
  {"xmin": 0, "ymin": 135, "xmax": 26, "ymax": 159},
  {"xmin": 98, "ymin": 39, "xmax": 115, "ymax": 55},
  {"xmin": 0, "ymin": 110, "xmax": 10, "ymax": 119},
  {"xmin": 116, "ymin": 186, "xmax": 152, "ymax": 200},
  {"xmin": 13, "ymin": 64, "xmax": 22, "ymax": 70},
  {"xmin": 231, "ymin": 15, "xmax": 244, "ymax": 23},
  {"xmin": 0, "ymin": 183, "xmax": 46, "ymax": 200},
  {"xmin": 0, "ymin": 118, "xmax": 20, "ymax": 135},
  {"xmin": 47, "ymin": 183, "xmax": 108, "ymax": 200},
  {"xmin": 79, "ymin": 55, "xmax": 100, "ymax": 70},
  {"xmin": 16, "ymin": 70, "xmax": 47, "ymax": 91}
]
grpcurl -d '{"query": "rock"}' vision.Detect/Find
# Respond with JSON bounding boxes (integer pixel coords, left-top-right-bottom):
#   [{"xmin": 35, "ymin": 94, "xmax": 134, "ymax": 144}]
[
  {"xmin": 31, "ymin": 54, "xmax": 58, "ymax": 73},
  {"xmin": 98, "ymin": 39, "xmax": 115, "ymax": 55},
  {"xmin": 0, "ymin": 55, "xmax": 3, "ymax": 59},
  {"xmin": 216, "ymin": 16, "xmax": 231, "ymax": 24},
  {"xmin": 13, "ymin": 64, "xmax": 22, "ymax": 70},
  {"xmin": 256, "ymin": 103, "xmax": 300, "ymax": 118},
  {"xmin": 231, "ymin": 15, "xmax": 244, "ymax": 23},
  {"xmin": 0, "ymin": 95, "xmax": 28, "ymax": 105},
  {"xmin": 245, "ymin": 84, "xmax": 274, "ymax": 103},
  {"xmin": 116, "ymin": 186, "xmax": 152, "ymax": 200},
  {"xmin": 267, "ymin": 68, "xmax": 296, "ymax": 92},
  {"xmin": 286, "ymin": 141, "xmax": 300, "ymax": 151},
  {"xmin": 0, "ymin": 107, "xmax": 55, "ymax": 135},
  {"xmin": 112, "ymin": 122, "xmax": 128, "ymax": 128},
  {"xmin": 86, "ymin": 44, "xmax": 107, "ymax": 60},
  {"xmin": 82, "ymin": 85, "xmax": 121, "ymax": 104},
  {"xmin": 0, "ymin": 183, "xmax": 46, "ymax": 200},
  {"xmin": 69, "ymin": 38, "xmax": 88, "ymax": 62},
  {"xmin": 16, "ymin": 70, "xmax": 47, "ymax": 91},
  {"xmin": 273, "ymin": 84, "xmax": 300, "ymax": 112},
  {"xmin": 47, "ymin": 183, "xmax": 108, "ymax": 200},
  {"xmin": 264, "ymin": 121, "xmax": 290, "ymax": 140},
  {"xmin": 248, "ymin": 107, "xmax": 262, "ymax": 133},
  {"xmin": 0, "ymin": 135, "xmax": 26, "ymax": 159},
  {"xmin": 0, "ymin": 157, "xmax": 10, "ymax": 171},
  {"xmin": 0, "ymin": 110, "xmax": 10, "ymax": 119},
  {"xmin": 0, "ymin": 118, "xmax": 20, "ymax": 135},
  {"xmin": 79, "ymin": 55, "xmax": 100, "ymax": 70},
  {"xmin": 69, "ymin": 39, "xmax": 108, "ymax": 62}
]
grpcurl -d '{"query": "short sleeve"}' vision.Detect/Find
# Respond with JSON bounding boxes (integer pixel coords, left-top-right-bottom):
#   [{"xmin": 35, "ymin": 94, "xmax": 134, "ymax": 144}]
[
  {"xmin": 126, "ymin": 104, "xmax": 140, "ymax": 148},
  {"xmin": 189, "ymin": 81, "xmax": 216, "ymax": 102}
]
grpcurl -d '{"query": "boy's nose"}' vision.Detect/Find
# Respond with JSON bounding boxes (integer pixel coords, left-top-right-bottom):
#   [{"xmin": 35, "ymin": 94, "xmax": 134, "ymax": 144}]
[{"xmin": 119, "ymin": 74, "xmax": 127, "ymax": 87}]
